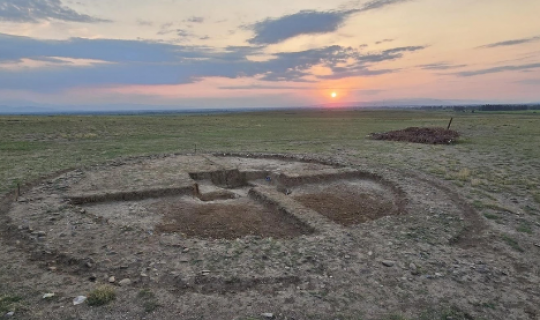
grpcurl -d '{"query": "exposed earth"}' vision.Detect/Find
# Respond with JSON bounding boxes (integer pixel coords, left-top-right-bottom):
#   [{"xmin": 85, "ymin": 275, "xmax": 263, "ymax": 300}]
[
  {"xmin": 0, "ymin": 153, "xmax": 538, "ymax": 320},
  {"xmin": 370, "ymin": 127, "xmax": 460, "ymax": 144}
]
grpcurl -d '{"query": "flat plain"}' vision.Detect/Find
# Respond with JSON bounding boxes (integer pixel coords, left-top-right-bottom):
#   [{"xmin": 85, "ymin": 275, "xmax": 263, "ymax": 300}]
[{"xmin": 1, "ymin": 109, "xmax": 539, "ymax": 320}]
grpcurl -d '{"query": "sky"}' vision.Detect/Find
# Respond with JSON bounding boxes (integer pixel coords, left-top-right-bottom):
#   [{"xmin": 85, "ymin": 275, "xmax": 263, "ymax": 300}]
[{"xmin": 0, "ymin": 0, "xmax": 540, "ymax": 110}]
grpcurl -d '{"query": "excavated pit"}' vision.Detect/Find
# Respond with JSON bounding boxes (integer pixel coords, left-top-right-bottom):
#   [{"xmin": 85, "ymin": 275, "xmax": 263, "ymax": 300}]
[
  {"xmin": 0, "ymin": 153, "xmax": 489, "ymax": 309},
  {"xmin": 291, "ymin": 179, "xmax": 398, "ymax": 226},
  {"xmin": 154, "ymin": 196, "xmax": 313, "ymax": 239}
]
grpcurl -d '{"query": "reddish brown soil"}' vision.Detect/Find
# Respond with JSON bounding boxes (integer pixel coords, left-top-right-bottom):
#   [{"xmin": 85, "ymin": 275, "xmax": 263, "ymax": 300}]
[
  {"xmin": 154, "ymin": 198, "xmax": 312, "ymax": 239},
  {"xmin": 293, "ymin": 192, "xmax": 396, "ymax": 226},
  {"xmin": 370, "ymin": 127, "xmax": 460, "ymax": 144}
]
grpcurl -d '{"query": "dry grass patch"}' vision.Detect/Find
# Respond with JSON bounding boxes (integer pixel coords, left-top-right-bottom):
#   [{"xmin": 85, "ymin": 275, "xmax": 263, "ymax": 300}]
[{"xmin": 87, "ymin": 285, "xmax": 116, "ymax": 306}]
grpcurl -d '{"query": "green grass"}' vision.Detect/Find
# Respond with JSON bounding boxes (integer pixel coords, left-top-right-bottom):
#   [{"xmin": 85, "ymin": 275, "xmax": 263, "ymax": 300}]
[
  {"xmin": 1, "ymin": 110, "xmax": 540, "ymax": 196},
  {"xmin": 0, "ymin": 295, "xmax": 23, "ymax": 313},
  {"xmin": 533, "ymin": 193, "xmax": 540, "ymax": 205},
  {"xmin": 517, "ymin": 221, "xmax": 533, "ymax": 234},
  {"xmin": 138, "ymin": 289, "xmax": 159, "ymax": 313},
  {"xmin": 483, "ymin": 213, "xmax": 500, "ymax": 220},
  {"xmin": 501, "ymin": 235, "xmax": 524, "ymax": 252},
  {"xmin": 87, "ymin": 285, "xmax": 116, "ymax": 306}
]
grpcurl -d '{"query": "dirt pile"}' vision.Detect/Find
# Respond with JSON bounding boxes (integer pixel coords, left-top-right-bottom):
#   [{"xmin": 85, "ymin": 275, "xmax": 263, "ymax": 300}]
[{"xmin": 370, "ymin": 127, "xmax": 460, "ymax": 144}]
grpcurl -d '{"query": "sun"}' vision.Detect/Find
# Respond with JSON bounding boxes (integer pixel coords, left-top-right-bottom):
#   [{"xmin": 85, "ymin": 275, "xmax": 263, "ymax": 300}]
[{"xmin": 331, "ymin": 92, "xmax": 337, "ymax": 98}]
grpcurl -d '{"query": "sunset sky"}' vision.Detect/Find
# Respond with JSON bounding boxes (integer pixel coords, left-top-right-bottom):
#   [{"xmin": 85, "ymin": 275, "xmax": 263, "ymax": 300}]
[{"xmin": 1, "ymin": 0, "xmax": 539, "ymax": 110}]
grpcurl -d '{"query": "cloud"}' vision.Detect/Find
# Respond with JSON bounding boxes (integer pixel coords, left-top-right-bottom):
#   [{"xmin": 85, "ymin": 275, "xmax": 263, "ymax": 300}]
[
  {"xmin": 247, "ymin": 10, "xmax": 353, "ymax": 45},
  {"xmin": 137, "ymin": 19, "xmax": 153, "ymax": 26},
  {"xmin": 219, "ymin": 84, "xmax": 311, "ymax": 90},
  {"xmin": 247, "ymin": 0, "xmax": 411, "ymax": 44},
  {"xmin": 455, "ymin": 63, "xmax": 540, "ymax": 77},
  {"xmin": 516, "ymin": 79, "xmax": 540, "ymax": 85},
  {"xmin": 375, "ymin": 38, "xmax": 394, "ymax": 45},
  {"xmin": 358, "ymin": 0, "xmax": 411, "ymax": 11},
  {"xmin": 0, "ymin": 33, "xmax": 424, "ymax": 91},
  {"xmin": 480, "ymin": 36, "xmax": 540, "ymax": 48},
  {"xmin": 186, "ymin": 16, "xmax": 204, "ymax": 23},
  {"xmin": 0, "ymin": 0, "xmax": 109, "ymax": 23},
  {"xmin": 418, "ymin": 62, "xmax": 467, "ymax": 70},
  {"xmin": 177, "ymin": 29, "xmax": 193, "ymax": 38}
]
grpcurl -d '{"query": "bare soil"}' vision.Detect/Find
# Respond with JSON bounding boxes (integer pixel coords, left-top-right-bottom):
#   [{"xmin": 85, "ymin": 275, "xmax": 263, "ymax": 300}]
[
  {"xmin": 0, "ymin": 153, "xmax": 538, "ymax": 320},
  {"xmin": 154, "ymin": 197, "xmax": 312, "ymax": 239},
  {"xmin": 370, "ymin": 126, "xmax": 460, "ymax": 144}
]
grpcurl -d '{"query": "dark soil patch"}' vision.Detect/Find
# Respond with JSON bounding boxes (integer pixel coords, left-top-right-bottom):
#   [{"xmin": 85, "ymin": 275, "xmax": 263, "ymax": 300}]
[
  {"xmin": 370, "ymin": 127, "xmax": 460, "ymax": 144},
  {"xmin": 154, "ymin": 198, "xmax": 312, "ymax": 239},
  {"xmin": 294, "ymin": 191, "xmax": 397, "ymax": 226}
]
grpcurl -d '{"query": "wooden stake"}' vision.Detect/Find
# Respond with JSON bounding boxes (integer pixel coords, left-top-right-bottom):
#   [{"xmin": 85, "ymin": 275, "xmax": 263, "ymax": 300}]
[{"xmin": 447, "ymin": 117, "xmax": 454, "ymax": 130}]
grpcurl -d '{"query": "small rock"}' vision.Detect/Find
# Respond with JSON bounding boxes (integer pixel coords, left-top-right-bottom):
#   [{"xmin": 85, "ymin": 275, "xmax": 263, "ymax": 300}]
[
  {"xmin": 48, "ymin": 266, "xmax": 57, "ymax": 272},
  {"xmin": 108, "ymin": 276, "xmax": 116, "ymax": 283},
  {"xmin": 179, "ymin": 257, "xmax": 190, "ymax": 263},
  {"xmin": 43, "ymin": 293, "xmax": 55, "ymax": 299},
  {"xmin": 382, "ymin": 260, "xmax": 395, "ymax": 267},
  {"xmin": 409, "ymin": 263, "xmax": 417, "ymax": 270},
  {"xmin": 73, "ymin": 296, "xmax": 87, "ymax": 305},
  {"xmin": 80, "ymin": 209, "xmax": 86, "ymax": 214},
  {"xmin": 182, "ymin": 248, "xmax": 190, "ymax": 253},
  {"xmin": 119, "ymin": 278, "xmax": 131, "ymax": 286},
  {"xmin": 35, "ymin": 231, "xmax": 46, "ymax": 237},
  {"xmin": 88, "ymin": 275, "xmax": 97, "ymax": 282},
  {"xmin": 85, "ymin": 262, "xmax": 93, "ymax": 268},
  {"xmin": 261, "ymin": 313, "xmax": 274, "ymax": 319},
  {"xmin": 140, "ymin": 273, "xmax": 148, "ymax": 277},
  {"xmin": 344, "ymin": 255, "xmax": 351, "ymax": 260},
  {"xmin": 5, "ymin": 311, "xmax": 14, "ymax": 318}
]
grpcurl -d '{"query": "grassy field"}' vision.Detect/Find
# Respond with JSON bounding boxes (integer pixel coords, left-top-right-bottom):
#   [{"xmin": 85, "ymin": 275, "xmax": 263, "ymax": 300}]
[
  {"xmin": 1, "ymin": 109, "xmax": 540, "ymax": 320},
  {"xmin": 1, "ymin": 109, "xmax": 539, "ymax": 197}
]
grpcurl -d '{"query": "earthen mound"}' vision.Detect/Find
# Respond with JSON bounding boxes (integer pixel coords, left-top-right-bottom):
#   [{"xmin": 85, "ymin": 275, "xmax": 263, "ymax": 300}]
[{"xmin": 370, "ymin": 127, "xmax": 459, "ymax": 144}]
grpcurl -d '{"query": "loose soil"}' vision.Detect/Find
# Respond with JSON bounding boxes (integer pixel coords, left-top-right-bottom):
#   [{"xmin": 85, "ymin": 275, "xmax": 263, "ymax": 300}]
[
  {"xmin": 370, "ymin": 126, "xmax": 460, "ymax": 144},
  {"xmin": 292, "ymin": 180, "xmax": 398, "ymax": 226},
  {"xmin": 154, "ymin": 197, "xmax": 312, "ymax": 239}
]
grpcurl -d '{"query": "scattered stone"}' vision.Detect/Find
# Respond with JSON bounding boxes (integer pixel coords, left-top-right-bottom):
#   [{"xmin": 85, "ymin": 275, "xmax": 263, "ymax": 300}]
[
  {"xmin": 108, "ymin": 276, "xmax": 116, "ymax": 283},
  {"xmin": 73, "ymin": 296, "xmax": 87, "ymax": 305},
  {"xmin": 344, "ymin": 255, "xmax": 351, "ymax": 260},
  {"xmin": 48, "ymin": 266, "xmax": 57, "ymax": 272},
  {"xmin": 182, "ymin": 248, "xmax": 190, "ymax": 253},
  {"xmin": 80, "ymin": 209, "xmax": 86, "ymax": 214},
  {"xmin": 36, "ymin": 231, "xmax": 46, "ymax": 237},
  {"xmin": 201, "ymin": 270, "xmax": 210, "ymax": 276},
  {"xmin": 43, "ymin": 293, "xmax": 55, "ymax": 299},
  {"xmin": 119, "ymin": 278, "xmax": 132, "ymax": 286},
  {"xmin": 382, "ymin": 260, "xmax": 395, "ymax": 267},
  {"xmin": 85, "ymin": 262, "xmax": 93, "ymax": 268},
  {"xmin": 261, "ymin": 313, "xmax": 274, "ymax": 319},
  {"xmin": 534, "ymin": 243, "xmax": 540, "ymax": 248},
  {"xmin": 88, "ymin": 275, "xmax": 97, "ymax": 282},
  {"xmin": 140, "ymin": 273, "xmax": 148, "ymax": 277},
  {"xmin": 5, "ymin": 312, "xmax": 14, "ymax": 318}
]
